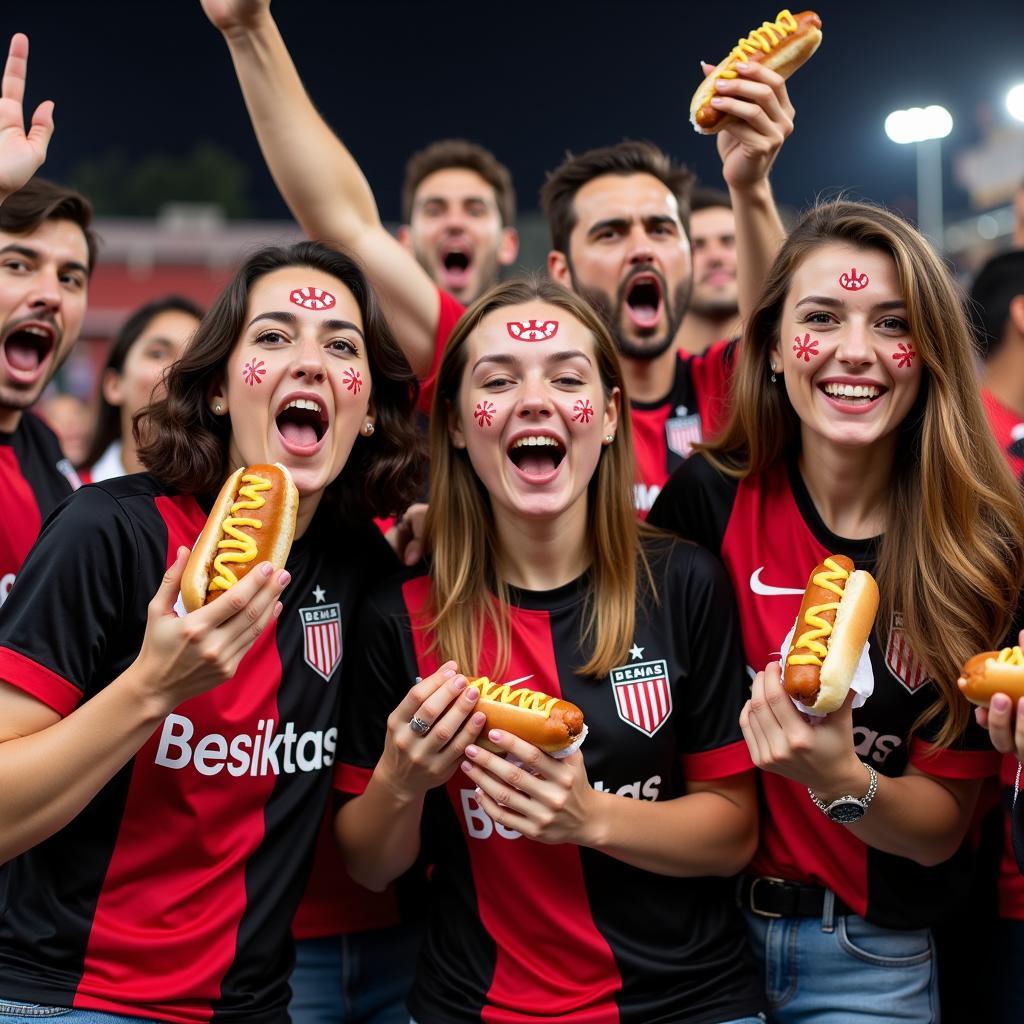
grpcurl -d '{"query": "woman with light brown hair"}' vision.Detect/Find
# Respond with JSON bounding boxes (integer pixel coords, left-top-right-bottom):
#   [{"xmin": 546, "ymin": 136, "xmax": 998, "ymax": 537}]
[
  {"xmin": 333, "ymin": 278, "xmax": 769, "ymax": 1023},
  {"xmin": 649, "ymin": 199, "xmax": 1024, "ymax": 1022}
]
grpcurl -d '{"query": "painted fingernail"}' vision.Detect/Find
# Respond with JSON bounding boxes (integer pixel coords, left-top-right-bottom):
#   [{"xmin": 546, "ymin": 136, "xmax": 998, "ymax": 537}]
[
  {"xmin": 277, "ymin": 570, "xmax": 291, "ymax": 586},
  {"xmin": 465, "ymin": 745, "xmax": 479, "ymax": 758},
  {"xmin": 450, "ymin": 676, "xmax": 467, "ymax": 693},
  {"xmin": 993, "ymin": 694, "xmax": 1011, "ymax": 712},
  {"xmin": 260, "ymin": 562, "xmax": 273, "ymax": 577},
  {"xmin": 465, "ymin": 687, "xmax": 479, "ymax": 703},
  {"xmin": 488, "ymin": 729, "xmax": 503, "ymax": 742}
]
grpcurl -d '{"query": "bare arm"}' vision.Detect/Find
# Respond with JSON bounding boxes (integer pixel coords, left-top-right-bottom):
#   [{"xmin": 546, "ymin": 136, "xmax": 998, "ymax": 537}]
[{"xmin": 202, "ymin": 0, "xmax": 439, "ymax": 376}]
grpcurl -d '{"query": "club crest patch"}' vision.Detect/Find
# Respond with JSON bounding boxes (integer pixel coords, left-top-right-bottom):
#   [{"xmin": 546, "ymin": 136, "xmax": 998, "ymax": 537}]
[
  {"xmin": 884, "ymin": 612, "xmax": 930, "ymax": 693},
  {"xmin": 665, "ymin": 412, "xmax": 703, "ymax": 459},
  {"xmin": 610, "ymin": 658, "xmax": 672, "ymax": 737},
  {"xmin": 300, "ymin": 597, "xmax": 342, "ymax": 682}
]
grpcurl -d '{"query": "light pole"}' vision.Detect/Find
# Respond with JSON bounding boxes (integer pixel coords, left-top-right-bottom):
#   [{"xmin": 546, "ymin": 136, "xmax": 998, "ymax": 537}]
[{"xmin": 884, "ymin": 105, "xmax": 954, "ymax": 247}]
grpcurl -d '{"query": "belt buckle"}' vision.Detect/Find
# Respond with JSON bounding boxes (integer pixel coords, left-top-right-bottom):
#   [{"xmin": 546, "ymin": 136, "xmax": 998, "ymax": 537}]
[{"xmin": 748, "ymin": 876, "xmax": 788, "ymax": 919}]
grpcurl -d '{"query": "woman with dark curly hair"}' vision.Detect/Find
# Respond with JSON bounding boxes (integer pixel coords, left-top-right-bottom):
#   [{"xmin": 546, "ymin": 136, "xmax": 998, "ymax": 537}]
[{"xmin": 0, "ymin": 241, "xmax": 422, "ymax": 1023}]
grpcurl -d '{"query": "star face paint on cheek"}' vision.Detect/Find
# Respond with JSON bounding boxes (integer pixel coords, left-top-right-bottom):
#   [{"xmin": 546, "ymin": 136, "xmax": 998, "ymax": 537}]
[
  {"xmin": 572, "ymin": 398, "xmax": 594, "ymax": 424},
  {"xmin": 892, "ymin": 342, "xmax": 916, "ymax": 369},
  {"xmin": 473, "ymin": 400, "xmax": 496, "ymax": 428},
  {"xmin": 342, "ymin": 368, "xmax": 363, "ymax": 394},
  {"xmin": 290, "ymin": 286, "xmax": 337, "ymax": 311},
  {"xmin": 506, "ymin": 319, "xmax": 558, "ymax": 342},
  {"xmin": 792, "ymin": 334, "xmax": 820, "ymax": 362},
  {"xmin": 839, "ymin": 268, "xmax": 869, "ymax": 291},
  {"xmin": 243, "ymin": 359, "xmax": 266, "ymax": 386}
]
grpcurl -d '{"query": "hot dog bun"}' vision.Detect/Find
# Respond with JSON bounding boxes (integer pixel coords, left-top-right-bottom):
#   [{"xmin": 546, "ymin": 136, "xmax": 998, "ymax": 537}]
[
  {"xmin": 470, "ymin": 676, "xmax": 585, "ymax": 755},
  {"xmin": 958, "ymin": 648, "xmax": 1024, "ymax": 707},
  {"xmin": 181, "ymin": 463, "xmax": 298, "ymax": 613},
  {"xmin": 783, "ymin": 555, "xmax": 879, "ymax": 714},
  {"xmin": 690, "ymin": 9, "xmax": 822, "ymax": 135}
]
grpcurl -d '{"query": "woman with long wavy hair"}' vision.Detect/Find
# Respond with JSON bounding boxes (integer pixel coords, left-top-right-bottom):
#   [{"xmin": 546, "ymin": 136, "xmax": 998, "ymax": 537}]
[
  {"xmin": 649, "ymin": 199, "xmax": 1024, "ymax": 1022},
  {"xmin": 0, "ymin": 241, "xmax": 422, "ymax": 1023},
  {"xmin": 334, "ymin": 278, "xmax": 768, "ymax": 1024}
]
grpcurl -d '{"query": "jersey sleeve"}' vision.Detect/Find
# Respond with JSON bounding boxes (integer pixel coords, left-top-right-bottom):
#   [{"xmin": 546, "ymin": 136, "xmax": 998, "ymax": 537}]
[
  {"xmin": 0, "ymin": 485, "xmax": 136, "ymax": 715},
  {"xmin": 688, "ymin": 338, "xmax": 737, "ymax": 440},
  {"xmin": 661, "ymin": 540, "xmax": 753, "ymax": 780},
  {"xmin": 335, "ymin": 577, "xmax": 420, "ymax": 796},
  {"xmin": 647, "ymin": 451, "xmax": 738, "ymax": 555},
  {"xmin": 416, "ymin": 289, "xmax": 466, "ymax": 414}
]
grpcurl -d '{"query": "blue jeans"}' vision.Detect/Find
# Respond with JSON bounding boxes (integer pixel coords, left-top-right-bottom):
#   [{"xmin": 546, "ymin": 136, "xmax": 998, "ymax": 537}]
[
  {"xmin": 0, "ymin": 1002, "xmax": 155, "ymax": 1022},
  {"xmin": 744, "ymin": 905, "xmax": 938, "ymax": 1023},
  {"xmin": 290, "ymin": 925, "xmax": 419, "ymax": 1024}
]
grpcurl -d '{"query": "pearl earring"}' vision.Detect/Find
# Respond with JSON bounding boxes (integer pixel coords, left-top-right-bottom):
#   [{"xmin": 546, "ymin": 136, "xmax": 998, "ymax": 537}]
[{"xmin": 363, "ymin": 422, "xmax": 375, "ymax": 436}]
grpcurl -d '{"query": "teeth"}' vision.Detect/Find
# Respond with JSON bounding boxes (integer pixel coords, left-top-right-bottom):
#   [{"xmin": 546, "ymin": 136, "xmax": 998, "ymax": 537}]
[
  {"xmin": 23, "ymin": 326, "xmax": 49, "ymax": 338},
  {"xmin": 285, "ymin": 398, "xmax": 322, "ymax": 414},
  {"xmin": 511, "ymin": 436, "xmax": 560, "ymax": 449},
  {"xmin": 823, "ymin": 383, "xmax": 880, "ymax": 399}
]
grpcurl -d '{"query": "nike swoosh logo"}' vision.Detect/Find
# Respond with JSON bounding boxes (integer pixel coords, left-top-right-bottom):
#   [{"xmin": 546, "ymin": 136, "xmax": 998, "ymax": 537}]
[{"xmin": 749, "ymin": 567, "xmax": 805, "ymax": 597}]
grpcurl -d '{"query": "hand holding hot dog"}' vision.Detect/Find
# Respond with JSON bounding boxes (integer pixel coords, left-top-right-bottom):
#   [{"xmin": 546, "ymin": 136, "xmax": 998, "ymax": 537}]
[{"xmin": 971, "ymin": 630, "xmax": 1024, "ymax": 760}]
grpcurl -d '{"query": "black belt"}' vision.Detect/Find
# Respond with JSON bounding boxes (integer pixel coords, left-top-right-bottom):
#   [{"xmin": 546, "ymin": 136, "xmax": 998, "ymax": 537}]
[{"xmin": 739, "ymin": 876, "xmax": 852, "ymax": 919}]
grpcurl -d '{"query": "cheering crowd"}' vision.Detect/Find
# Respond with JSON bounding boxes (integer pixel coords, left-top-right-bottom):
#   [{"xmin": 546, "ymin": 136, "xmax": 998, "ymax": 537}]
[{"xmin": 2, "ymin": 3, "xmax": 1024, "ymax": 1023}]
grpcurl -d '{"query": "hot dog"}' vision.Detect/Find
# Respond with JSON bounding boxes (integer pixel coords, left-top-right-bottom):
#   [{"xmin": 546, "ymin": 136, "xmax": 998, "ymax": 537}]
[
  {"xmin": 782, "ymin": 555, "xmax": 879, "ymax": 714},
  {"xmin": 181, "ymin": 463, "xmax": 298, "ymax": 612},
  {"xmin": 958, "ymin": 647, "xmax": 1024, "ymax": 707},
  {"xmin": 690, "ymin": 9, "xmax": 823, "ymax": 135},
  {"xmin": 470, "ymin": 676, "xmax": 585, "ymax": 755}
]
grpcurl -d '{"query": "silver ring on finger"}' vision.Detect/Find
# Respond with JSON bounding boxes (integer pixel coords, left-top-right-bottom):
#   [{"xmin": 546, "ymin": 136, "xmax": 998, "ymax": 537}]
[{"xmin": 409, "ymin": 716, "xmax": 431, "ymax": 736}]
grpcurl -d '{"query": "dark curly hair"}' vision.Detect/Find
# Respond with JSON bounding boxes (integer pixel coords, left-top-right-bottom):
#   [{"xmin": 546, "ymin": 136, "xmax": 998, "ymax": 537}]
[{"xmin": 137, "ymin": 241, "xmax": 423, "ymax": 521}]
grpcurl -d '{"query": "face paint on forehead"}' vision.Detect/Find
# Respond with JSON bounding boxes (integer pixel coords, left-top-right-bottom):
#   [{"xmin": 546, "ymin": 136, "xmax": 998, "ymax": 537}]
[
  {"xmin": 474, "ymin": 400, "xmax": 496, "ymax": 428},
  {"xmin": 792, "ymin": 334, "xmax": 820, "ymax": 362},
  {"xmin": 839, "ymin": 268, "xmax": 869, "ymax": 291},
  {"xmin": 290, "ymin": 286, "xmax": 337, "ymax": 310},
  {"xmin": 506, "ymin": 319, "xmax": 558, "ymax": 341},
  {"xmin": 243, "ymin": 359, "xmax": 266, "ymax": 386},
  {"xmin": 572, "ymin": 398, "xmax": 594, "ymax": 423},
  {"xmin": 892, "ymin": 342, "xmax": 916, "ymax": 369}
]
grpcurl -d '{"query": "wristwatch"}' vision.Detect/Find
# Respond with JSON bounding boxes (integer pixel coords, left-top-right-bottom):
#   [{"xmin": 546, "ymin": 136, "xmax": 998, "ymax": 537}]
[{"xmin": 808, "ymin": 764, "xmax": 878, "ymax": 823}]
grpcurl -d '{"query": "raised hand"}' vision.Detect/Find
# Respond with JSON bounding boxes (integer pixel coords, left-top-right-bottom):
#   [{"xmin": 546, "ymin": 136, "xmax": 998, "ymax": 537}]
[
  {"xmin": 199, "ymin": 0, "xmax": 271, "ymax": 35},
  {"xmin": 0, "ymin": 34, "xmax": 54, "ymax": 202}
]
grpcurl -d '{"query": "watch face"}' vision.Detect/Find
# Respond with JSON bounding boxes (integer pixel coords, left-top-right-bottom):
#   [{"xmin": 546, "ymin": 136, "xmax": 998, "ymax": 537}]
[{"xmin": 828, "ymin": 800, "xmax": 866, "ymax": 823}]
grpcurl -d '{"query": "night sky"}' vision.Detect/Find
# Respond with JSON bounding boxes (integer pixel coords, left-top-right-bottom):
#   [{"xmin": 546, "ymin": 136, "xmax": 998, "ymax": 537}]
[{"xmin": 6, "ymin": 1, "xmax": 1024, "ymax": 225}]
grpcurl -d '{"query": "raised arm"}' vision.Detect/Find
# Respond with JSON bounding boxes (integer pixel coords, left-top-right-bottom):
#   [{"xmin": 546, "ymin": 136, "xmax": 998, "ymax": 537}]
[
  {"xmin": 201, "ymin": 0, "xmax": 440, "ymax": 376},
  {"xmin": 0, "ymin": 33, "xmax": 54, "ymax": 205}
]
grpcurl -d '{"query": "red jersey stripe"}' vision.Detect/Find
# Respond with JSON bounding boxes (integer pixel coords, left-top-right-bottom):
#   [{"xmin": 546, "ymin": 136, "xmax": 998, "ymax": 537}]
[
  {"xmin": 680, "ymin": 739, "xmax": 755, "ymax": 780},
  {"xmin": 334, "ymin": 762, "xmax": 373, "ymax": 795},
  {"xmin": 909, "ymin": 738, "xmax": 1001, "ymax": 779},
  {"xmin": 0, "ymin": 645, "xmax": 81, "ymax": 715}
]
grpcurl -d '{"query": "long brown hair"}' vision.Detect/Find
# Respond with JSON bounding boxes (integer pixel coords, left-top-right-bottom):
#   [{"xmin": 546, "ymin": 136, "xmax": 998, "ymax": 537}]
[
  {"xmin": 138, "ymin": 242, "xmax": 423, "ymax": 521},
  {"xmin": 704, "ymin": 200, "xmax": 1024, "ymax": 746},
  {"xmin": 427, "ymin": 277, "xmax": 653, "ymax": 678}
]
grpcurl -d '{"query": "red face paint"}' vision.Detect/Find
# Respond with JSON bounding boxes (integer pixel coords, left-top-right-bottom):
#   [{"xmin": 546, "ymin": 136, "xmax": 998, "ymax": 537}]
[
  {"xmin": 474, "ymin": 400, "xmax": 496, "ymax": 428},
  {"xmin": 572, "ymin": 398, "xmax": 595, "ymax": 424},
  {"xmin": 892, "ymin": 342, "xmax": 916, "ymax": 369},
  {"xmin": 839, "ymin": 268, "xmax": 869, "ymax": 291},
  {"xmin": 506, "ymin": 319, "xmax": 559, "ymax": 341},
  {"xmin": 290, "ymin": 286, "xmax": 337, "ymax": 310},
  {"xmin": 243, "ymin": 359, "xmax": 266, "ymax": 386},
  {"xmin": 792, "ymin": 334, "xmax": 820, "ymax": 362},
  {"xmin": 342, "ymin": 368, "xmax": 363, "ymax": 395}
]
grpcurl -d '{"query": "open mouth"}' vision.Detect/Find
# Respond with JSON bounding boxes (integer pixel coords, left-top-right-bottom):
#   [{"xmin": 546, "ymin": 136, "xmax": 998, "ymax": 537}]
[
  {"xmin": 441, "ymin": 246, "xmax": 473, "ymax": 288},
  {"xmin": 624, "ymin": 274, "xmax": 663, "ymax": 330},
  {"xmin": 819, "ymin": 382, "xmax": 886, "ymax": 406},
  {"xmin": 275, "ymin": 397, "xmax": 329, "ymax": 449},
  {"xmin": 2, "ymin": 323, "xmax": 56, "ymax": 379},
  {"xmin": 507, "ymin": 435, "xmax": 566, "ymax": 479}
]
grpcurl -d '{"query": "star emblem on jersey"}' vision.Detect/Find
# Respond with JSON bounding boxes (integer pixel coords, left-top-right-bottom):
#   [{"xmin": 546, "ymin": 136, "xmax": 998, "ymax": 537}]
[
  {"xmin": 610, "ymin": 657, "xmax": 671, "ymax": 737},
  {"xmin": 299, "ymin": 596, "xmax": 342, "ymax": 682},
  {"xmin": 664, "ymin": 412, "xmax": 702, "ymax": 460},
  {"xmin": 629, "ymin": 644, "xmax": 644, "ymax": 660},
  {"xmin": 884, "ymin": 611, "xmax": 930, "ymax": 693}
]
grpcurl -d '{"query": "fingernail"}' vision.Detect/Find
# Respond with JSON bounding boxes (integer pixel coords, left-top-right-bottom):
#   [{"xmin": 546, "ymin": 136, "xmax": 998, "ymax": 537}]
[
  {"xmin": 460, "ymin": 761, "xmax": 472, "ymax": 773},
  {"xmin": 465, "ymin": 687, "xmax": 479, "ymax": 703},
  {"xmin": 272, "ymin": 601, "xmax": 283, "ymax": 619},
  {"xmin": 450, "ymin": 676, "xmax": 467, "ymax": 693},
  {"xmin": 441, "ymin": 666, "xmax": 456, "ymax": 680},
  {"xmin": 277, "ymin": 570, "xmax": 291, "ymax": 585},
  {"xmin": 260, "ymin": 562, "xmax": 273, "ymax": 577},
  {"xmin": 465, "ymin": 744, "xmax": 479, "ymax": 758},
  {"xmin": 993, "ymin": 694, "xmax": 1011, "ymax": 712},
  {"xmin": 488, "ymin": 729, "xmax": 503, "ymax": 742},
  {"xmin": 711, "ymin": 97, "xmax": 724, "ymax": 107},
  {"xmin": 472, "ymin": 712, "xmax": 486, "ymax": 726},
  {"xmin": 736, "ymin": 61, "xmax": 750, "ymax": 70}
]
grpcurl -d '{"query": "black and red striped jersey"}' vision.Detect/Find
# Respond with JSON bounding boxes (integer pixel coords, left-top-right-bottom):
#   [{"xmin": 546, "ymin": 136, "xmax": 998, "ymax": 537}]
[
  {"xmin": 630, "ymin": 341, "xmax": 736, "ymax": 516},
  {"xmin": 336, "ymin": 538, "xmax": 765, "ymax": 1024},
  {"xmin": 649, "ymin": 453, "xmax": 1008, "ymax": 929},
  {"xmin": 0, "ymin": 473, "xmax": 394, "ymax": 1023},
  {"xmin": 0, "ymin": 411, "xmax": 79, "ymax": 604}
]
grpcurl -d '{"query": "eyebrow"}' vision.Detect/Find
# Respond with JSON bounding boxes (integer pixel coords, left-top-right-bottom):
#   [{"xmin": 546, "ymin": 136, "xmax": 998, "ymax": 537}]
[
  {"xmin": 471, "ymin": 349, "xmax": 594, "ymax": 372},
  {"xmin": 795, "ymin": 295, "xmax": 906, "ymax": 311},
  {"xmin": 246, "ymin": 310, "xmax": 365, "ymax": 339},
  {"xmin": 0, "ymin": 243, "xmax": 89, "ymax": 278}
]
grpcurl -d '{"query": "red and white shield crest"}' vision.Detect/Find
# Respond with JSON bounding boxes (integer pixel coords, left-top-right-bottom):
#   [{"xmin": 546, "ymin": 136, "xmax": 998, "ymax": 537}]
[
  {"xmin": 300, "ymin": 602, "xmax": 342, "ymax": 682},
  {"xmin": 665, "ymin": 413, "xmax": 703, "ymax": 459},
  {"xmin": 885, "ymin": 612, "xmax": 930, "ymax": 693},
  {"xmin": 610, "ymin": 659, "xmax": 672, "ymax": 737}
]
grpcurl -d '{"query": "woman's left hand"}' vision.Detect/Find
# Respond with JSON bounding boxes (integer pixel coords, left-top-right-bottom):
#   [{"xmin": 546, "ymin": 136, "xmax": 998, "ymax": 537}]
[
  {"xmin": 740, "ymin": 661, "xmax": 863, "ymax": 794},
  {"xmin": 461, "ymin": 729, "xmax": 597, "ymax": 846}
]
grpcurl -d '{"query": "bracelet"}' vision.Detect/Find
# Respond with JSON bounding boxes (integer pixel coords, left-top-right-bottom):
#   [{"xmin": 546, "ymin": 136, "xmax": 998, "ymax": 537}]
[{"xmin": 807, "ymin": 763, "xmax": 878, "ymax": 824}]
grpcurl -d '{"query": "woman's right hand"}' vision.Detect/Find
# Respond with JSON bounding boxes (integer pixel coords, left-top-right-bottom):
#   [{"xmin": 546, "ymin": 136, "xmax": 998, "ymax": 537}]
[
  {"xmin": 375, "ymin": 663, "xmax": 486, "ymax": 801},
  {"xmin": 132, "ymin": 546, "xmax": 289, "ymax": 712}
]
